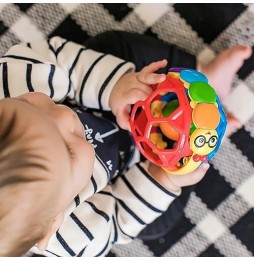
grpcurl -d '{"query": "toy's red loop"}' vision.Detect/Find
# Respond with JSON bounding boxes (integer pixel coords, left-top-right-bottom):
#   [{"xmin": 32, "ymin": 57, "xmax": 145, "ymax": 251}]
[
  {"xmin": 129, "ymin": 68, "xmax": 227, "ymax": 175},
  {"xmin": 130, "ymin": 77, "xmax": 193, "ymax": 170}
]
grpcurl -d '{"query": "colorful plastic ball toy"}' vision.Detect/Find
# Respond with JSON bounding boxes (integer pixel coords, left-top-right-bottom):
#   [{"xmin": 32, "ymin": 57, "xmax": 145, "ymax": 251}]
[{"xmin": 130, "ymin": 67, "xmax": 227, "ymax": 175}]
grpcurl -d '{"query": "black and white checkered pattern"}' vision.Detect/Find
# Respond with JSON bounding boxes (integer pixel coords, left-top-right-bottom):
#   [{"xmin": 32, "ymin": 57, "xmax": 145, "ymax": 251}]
[{"xmin": 0, "ymin": 3, "xmax": 253, "ymax": 257}]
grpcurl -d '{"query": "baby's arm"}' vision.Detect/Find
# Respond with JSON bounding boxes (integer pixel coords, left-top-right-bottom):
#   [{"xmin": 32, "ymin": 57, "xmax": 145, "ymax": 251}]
[
  {"xmin": 0, "ymin": 36, "xmax": 135, "ymax": 107},
  {"xmin": 35, "ymin": 156, "xmax": 208, "ymax": 255},
  {"xmin": 105, "ymin": 161, "xmax": 209, "ymax": 244},
  {"xmin": 0, "ymin": 37, "xmax": 168, "ymax": 127}
]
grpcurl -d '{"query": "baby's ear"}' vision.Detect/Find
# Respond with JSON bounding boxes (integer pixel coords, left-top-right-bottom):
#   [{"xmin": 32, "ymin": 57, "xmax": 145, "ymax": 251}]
[{"xmin": 36, "ymin": 212, "xmax": 64, "ymax": 251}]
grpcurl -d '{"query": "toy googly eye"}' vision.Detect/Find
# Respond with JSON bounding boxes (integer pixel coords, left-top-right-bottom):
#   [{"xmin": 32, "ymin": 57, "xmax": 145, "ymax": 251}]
[
  {"xmin": 208, "ymin": 135, "xmax": 218, "ymax": 148},
  {"xmin": 194, "ymin": 135, "xmax": 206, "ymax": 148}
]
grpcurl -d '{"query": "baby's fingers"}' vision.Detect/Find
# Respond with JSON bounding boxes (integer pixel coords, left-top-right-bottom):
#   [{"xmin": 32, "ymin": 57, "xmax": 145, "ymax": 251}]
[
  {"xmin": 138, "ymin": 73, "xmax": 166, "ymax": 85},
  {"xmin": 170, "ymin": 163, "xmax": 210, "ymax": 187},
  {"xmin": 141, "ymin": 59, "xmax": 168, "ymax": 74},
  {"xmin": 115, "ymin": 106, "xmax": 131, "ymax": 131},
  {"xmin": 137, "ymin": 60, "xmax": 168, "ymax": 85},
  {"xmin": 115, "ymin": 88, "xmax": 151, "ymax": 130}
]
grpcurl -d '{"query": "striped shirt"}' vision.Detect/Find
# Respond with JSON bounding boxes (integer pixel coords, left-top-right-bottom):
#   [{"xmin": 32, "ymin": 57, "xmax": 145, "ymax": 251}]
[{"xmin": 0, "ymin": 37, "xmax": 179, "ymax": 257}]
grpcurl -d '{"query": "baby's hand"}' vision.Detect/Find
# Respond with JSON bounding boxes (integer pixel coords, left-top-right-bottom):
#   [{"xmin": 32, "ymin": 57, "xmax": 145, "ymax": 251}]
[
  {"xmin": 109, "ymin": 59, "xmax": 168, "ymax": 130},
  {"xmin": 147, "ymin": 162, "xmax": 210, "ymax": 194}
]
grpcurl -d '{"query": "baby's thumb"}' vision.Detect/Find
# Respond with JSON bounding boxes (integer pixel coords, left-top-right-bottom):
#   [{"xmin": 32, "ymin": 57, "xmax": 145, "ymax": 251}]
[
  {"xmin": 127, "ymin": 89, "xmax": 150, "ymax": 105},
  {"xmin": 116, "ymin": 107, "xmax": 131, "ymax": 131}
]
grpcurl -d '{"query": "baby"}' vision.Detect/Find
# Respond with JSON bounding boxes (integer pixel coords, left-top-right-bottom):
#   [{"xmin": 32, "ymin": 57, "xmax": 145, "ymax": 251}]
[
  {"xmin": 0, "ymin": 34, "xmax": 251, "ymax": 256},
  {"xmin": 0, "ymin": 37, "xmax": 209, "ymax": 257}
]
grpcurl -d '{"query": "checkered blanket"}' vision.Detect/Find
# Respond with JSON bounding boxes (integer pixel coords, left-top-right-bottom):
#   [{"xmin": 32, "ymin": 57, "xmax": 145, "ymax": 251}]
[{"xmin": 0, "ymin": 3, "xmax": 253, "ymax": 257}]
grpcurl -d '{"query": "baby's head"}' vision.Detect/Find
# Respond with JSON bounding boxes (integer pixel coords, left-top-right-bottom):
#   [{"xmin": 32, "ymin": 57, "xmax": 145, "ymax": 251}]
[{"xmin": 0, "ymin": 93, "xmax": 95, "ymax": 256}]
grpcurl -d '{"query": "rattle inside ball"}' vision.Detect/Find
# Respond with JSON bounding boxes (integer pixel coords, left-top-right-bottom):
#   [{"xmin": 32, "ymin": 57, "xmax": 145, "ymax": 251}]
[{"xmin": 130, "ymin": 68, "xmax": 227, "ymax": 175}]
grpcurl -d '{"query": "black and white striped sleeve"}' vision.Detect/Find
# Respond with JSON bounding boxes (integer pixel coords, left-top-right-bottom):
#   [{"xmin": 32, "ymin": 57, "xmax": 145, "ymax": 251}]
[
  {"xmin": 28, "ymin": 161, "xmax": 181, "ymax": 257},
  {"xmin": 0, "ymin": 36, "xmax": 135, "ymax": 109},
  {"xmin": 108, "ymin": 162, "xmax": 181, "ymax": 242}
]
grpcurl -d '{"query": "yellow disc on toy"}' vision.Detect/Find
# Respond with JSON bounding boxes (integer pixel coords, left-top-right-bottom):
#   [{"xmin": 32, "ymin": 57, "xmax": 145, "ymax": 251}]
[{"xmin": 168, "ymin": 72, "xmax": 180, "ymax": 79}]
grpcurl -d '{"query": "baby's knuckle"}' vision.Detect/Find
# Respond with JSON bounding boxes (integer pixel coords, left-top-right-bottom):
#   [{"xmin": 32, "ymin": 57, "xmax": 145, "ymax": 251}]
[{"xmin": 190, "ymin": 172, "xmax": 202, "ymax": 183}]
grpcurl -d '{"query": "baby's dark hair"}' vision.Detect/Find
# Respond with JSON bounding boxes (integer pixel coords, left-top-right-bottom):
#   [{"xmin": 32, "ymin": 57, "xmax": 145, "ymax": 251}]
[{"xmin": 0, "ymin": 100, "xmax": 51, "ymax": 256}]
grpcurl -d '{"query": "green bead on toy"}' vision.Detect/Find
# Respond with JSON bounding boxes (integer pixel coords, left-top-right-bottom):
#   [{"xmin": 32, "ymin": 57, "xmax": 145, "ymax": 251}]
[
  {"xmin": 162, "ymin": 100, "xmax": 179, "ymax": 117},
  {"xmin": 188, "ymin": 81, "xmax": 217, "ymax": 103}
]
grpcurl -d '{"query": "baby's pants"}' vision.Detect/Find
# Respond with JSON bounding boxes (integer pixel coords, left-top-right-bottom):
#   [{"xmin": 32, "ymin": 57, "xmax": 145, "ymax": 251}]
[{"xmin": 84, "ymin": 30, "xmax": 196, "ymax": 73}]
